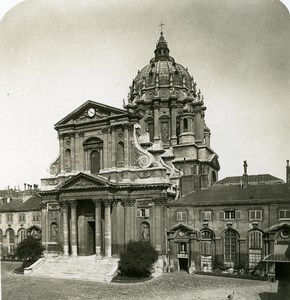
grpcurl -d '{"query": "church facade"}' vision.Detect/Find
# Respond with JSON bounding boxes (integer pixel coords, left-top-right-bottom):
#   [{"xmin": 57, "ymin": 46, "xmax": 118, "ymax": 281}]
[
  {"xmin": 39, "ymin": 32, "xmax": 219, "ymax": 259},
  {"xmin": 37, "ymin": 33, "xmax": 290, "ymax": 279}
]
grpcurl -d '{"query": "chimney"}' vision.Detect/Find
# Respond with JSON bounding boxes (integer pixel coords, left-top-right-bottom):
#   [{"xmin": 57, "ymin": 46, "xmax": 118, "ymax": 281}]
[
  {"xmin": 287, "ymin": 160, "xmax": 290, "ymax": 184},
  {"xmin": 242, "ymin": 160, "xmax": 249, "ymax": 188}
]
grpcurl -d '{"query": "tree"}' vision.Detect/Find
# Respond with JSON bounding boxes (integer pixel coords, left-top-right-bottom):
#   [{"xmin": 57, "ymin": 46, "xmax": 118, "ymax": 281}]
[
  {"xmin": 118, "ymin": 240, "xmax": 158, "ymax": 277},
  {"xmin": 14, "ymin": 236, "xmax": 44, "ymax": 268}
]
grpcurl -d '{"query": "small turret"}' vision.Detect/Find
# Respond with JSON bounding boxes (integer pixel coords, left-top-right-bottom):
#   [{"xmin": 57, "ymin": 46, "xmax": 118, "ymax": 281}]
[{"xmin": 286, "ymin": 160, "xmax": 290, "ymax": 184}]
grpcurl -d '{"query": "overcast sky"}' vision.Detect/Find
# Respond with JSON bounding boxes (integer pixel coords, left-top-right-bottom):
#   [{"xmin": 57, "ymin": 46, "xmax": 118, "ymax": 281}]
[{"xmin": 0, "ymin": 0, "xmax": 289, "ymax": 190}]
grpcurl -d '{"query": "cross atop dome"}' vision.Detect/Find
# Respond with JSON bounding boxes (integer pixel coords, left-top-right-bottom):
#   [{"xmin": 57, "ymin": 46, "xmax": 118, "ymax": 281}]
[{"xmin": 159, "ymin": 21, "xmax": 165, "ymax": 34}]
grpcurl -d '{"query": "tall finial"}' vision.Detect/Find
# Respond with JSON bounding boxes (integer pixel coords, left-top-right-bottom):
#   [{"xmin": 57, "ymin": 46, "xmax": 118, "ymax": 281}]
[{"xmin": 159, "ymin": 21, "xmax": 165, "ymax": 34}]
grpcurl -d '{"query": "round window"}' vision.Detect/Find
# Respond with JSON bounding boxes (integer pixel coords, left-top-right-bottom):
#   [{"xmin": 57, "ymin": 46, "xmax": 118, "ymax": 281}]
[{"xmin": 280, "ymin": 229, "xmax": 289, "ymax": 239}]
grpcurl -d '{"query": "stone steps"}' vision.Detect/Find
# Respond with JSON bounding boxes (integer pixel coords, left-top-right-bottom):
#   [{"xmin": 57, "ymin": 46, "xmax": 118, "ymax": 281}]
[{"xmin": 29, "ymin": 255, "xmax": 119, "ymax": 282}]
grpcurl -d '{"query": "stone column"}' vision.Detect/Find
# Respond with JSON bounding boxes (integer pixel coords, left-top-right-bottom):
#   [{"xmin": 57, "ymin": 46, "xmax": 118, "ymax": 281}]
[
  {"xmin": 194, "ymin": 106, "xmax": 203, "ymax": 144},
  {"xmin": 104, "ymin": 199, "xmax": 112, "ymax": 257},
  {"xmin": 153, "ymin": 197, "xmax": 167, "ymax": 253},
  {"xmin": 61, "ymin": 202, "xmax": 69, "ymax": 256},
  {"xmin": 59, "ymin": 134, "xmax": 65, "ymax": 174},
  {"xmin": 70, "ymin": 200, "xmax": 78, "ymax": 257},
  {"xmin": 153, "ymin": 99, "xmax": 160, "ymax": 142},
  {"xmin": 93, "ymin": 199, "xmax": 102, "ymax": 258},
  {"xmin": 204, "ymin": 131, "xmax": 211, "ymax": 147},
  {"xmin": 170, "ymin": 98, "xmax": 178, "ymax": 145},
  {"xmin": 40, "ymin": 203, "xmax": 47, "ymax": 249}
]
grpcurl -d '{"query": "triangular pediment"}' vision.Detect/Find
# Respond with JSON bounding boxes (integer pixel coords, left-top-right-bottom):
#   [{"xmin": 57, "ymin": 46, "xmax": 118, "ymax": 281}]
[
  {"xmin": 168, "ymin": 223, "xmax": 196, "ymax": 233},
  {"xmin": 55, "ymin": 100, "xmax": 128, "ymax": 127},
  {"xmin": 58, "ymin": 173, "xmax": 116, "ymax": 191}
]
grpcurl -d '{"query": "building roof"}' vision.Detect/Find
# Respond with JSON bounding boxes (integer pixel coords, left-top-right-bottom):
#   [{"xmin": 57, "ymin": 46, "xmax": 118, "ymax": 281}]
[
  {"xmin": 215, "ymin": 174, "xmax": 284, "ymax": 185},
  {"xmin": 0, "ymin": 195, "xmax": 41, "ymax": 212},
  {"xmin": 171, "ymin": 183, "xmax": 290, "ymax": 207}
]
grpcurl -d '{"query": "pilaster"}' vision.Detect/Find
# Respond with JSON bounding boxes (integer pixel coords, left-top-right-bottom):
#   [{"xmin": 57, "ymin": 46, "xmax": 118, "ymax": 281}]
[{"xmin": 153, "ymin": 197, "xmax": 168, "ymax": 253}]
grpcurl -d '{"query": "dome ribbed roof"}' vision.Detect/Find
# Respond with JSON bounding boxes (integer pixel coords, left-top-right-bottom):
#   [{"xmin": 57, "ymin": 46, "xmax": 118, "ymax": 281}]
[{"xmin": 129, "ymin": 33, "xmax": 196, "ymax": 101}]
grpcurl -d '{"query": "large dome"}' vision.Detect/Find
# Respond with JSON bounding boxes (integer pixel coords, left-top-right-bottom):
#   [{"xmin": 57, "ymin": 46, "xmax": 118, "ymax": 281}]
[{"xmin": 128, "ymin": 33, "xmax": 197, "ymax": 103}]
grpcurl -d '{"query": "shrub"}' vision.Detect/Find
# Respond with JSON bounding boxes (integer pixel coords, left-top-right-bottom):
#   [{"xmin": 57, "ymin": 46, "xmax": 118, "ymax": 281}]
[
  {"xmin": 212, "ymin": 255, "xmax": 227, "ymax": 272},
  {"xmin": 118, "ymin": 240, "xmax": 158, "ymax": 277},
  {"xmin": 14, "ymin": 236, "xmax": 44, "ymax": 268}
]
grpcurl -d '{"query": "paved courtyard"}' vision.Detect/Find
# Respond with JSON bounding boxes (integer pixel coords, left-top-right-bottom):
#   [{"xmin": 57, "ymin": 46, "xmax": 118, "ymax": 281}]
[{"xmin": 1, "ymin": 262, "xmax": 280, "ymax": 300}]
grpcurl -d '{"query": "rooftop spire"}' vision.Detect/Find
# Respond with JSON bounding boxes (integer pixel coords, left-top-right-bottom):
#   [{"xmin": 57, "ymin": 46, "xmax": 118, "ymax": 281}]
[{"xmin": 154, "ymin": 22, "xmax": 170, "ymax": 61}]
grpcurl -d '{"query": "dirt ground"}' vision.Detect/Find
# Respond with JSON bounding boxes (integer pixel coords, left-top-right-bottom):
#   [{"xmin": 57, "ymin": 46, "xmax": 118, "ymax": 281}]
[{"xmin": 1, "ymin": 262, "xmax": 281, "ymax": 300}]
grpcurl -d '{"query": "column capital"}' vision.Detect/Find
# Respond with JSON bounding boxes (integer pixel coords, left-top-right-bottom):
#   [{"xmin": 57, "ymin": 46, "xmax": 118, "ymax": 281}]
[
  {"xmin": 153, "ymin": 197, "xmax": 168, "ymax": 206},
  {"xmin": 69, "ymin": 200, "xmax": 78, "ymax": 208},
  {"xmin": 103, "ymin": 198, "xmax": 113, "ymax": 207},
  {"xmin": 121, "ymin": 198, "xmax": 136, "ymax": 207},
  {"xmin": 59, "ymin": 201, "xmax": 68, "ymax": 208},
  {"xmin": 40, "ymin": 202, "xmax": 47, "ymax": 209},
  {"xmin": 111, "ymin": 199, "xmax": 119, "ymax": 207},
  {"xmin": 92, "ymin": 199, "xmax": 102, "ymax": 207}
]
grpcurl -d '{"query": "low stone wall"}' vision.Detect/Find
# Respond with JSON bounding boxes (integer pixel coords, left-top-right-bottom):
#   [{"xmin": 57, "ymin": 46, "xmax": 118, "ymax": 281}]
[{"xmin": 24, "ymin": 258, "xmax": 45, "ymax": 275}]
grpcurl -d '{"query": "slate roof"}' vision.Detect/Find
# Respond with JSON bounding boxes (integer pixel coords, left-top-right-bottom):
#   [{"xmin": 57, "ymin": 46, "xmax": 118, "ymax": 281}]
[
  {"xmin": 0, "ymin": 196, "xmax": 41, "ymax": 212},
  {"xmin": 171, "ymin": 183, "xmax": 290, "ymax": 207},
  {"xmin": 215, "ymin": 174, "xmax": 284, "ymax": 185}
]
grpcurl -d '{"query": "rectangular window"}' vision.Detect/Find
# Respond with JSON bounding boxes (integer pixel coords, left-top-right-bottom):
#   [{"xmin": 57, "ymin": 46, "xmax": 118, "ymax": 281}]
[
  {"xmin": 249, "ymin": 210, "xmax": 263, "ymax": 221},
  {"xmin": 6, "ymin": 214, "xmax": 13, "ymax": 222},
  {"xmin": 19, "ymin": 214, "xmax": 26, "ymax": 222},
  {"xmin": 177, "ymin": 212, "xmax": 188, "ymax": 222},
  {"xmin": 225, "ymin": 211, "xmax": 235, "ymax": 220},
  {"xmin": 200, "ymin": 210, "xmax": 212, "ymax": 221},
  {"xmin": 220, "ymin": 210, "xmax": 241, "ymax": 220},
  {"xmin": 136, "ymin": 209, "xmax": 150, "ymax": 218},
  {"xmin": 278, "ymin": 209, "xmax": 290, "ymax": 220}
]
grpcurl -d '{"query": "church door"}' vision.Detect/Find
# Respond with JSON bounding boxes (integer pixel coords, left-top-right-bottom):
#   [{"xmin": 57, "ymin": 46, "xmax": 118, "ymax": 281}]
[{"xmin": 87, "ymin": 221, "xmax": 95, "ymax": 255}]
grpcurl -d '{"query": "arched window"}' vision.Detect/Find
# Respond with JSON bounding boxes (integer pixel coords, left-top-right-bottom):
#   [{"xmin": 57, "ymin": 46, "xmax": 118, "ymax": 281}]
[
  {"xmin": 200, "ymin": 230, "xmax": 214, "ymax": 256},
  {"xmin": 183, "ymin": 118, "xmax": 188, "ymax": 132},
  {"xmin": 84, "ymin": 137, "xmax": 103, "ymax": 173},
  {"xmin": 18, "ymin": 228, "xmax": 27, "ymax": 243},
  {"xmin": 117, "ymin": 142, "xmax": 124, "ymax": 163},
  {"xmin": 141, "ymin": 222, "xmax": 150, "ymax": 242},
  {"xmin": 65, "ymin": 149, "xmax": 72, "ymax": 172},
  {"xmin": 50, "ymin": 222, "xmax": 58, "ymax": 243},
  {"xmin": 90, "ymin": 150, "xmax": 100, "ymax": 174},
  {"xmin": 212, "ymin": 171, "xmax": 217, "ymax": 184},
  {"xmin": 6, "ymin": 228, "xmax": 15, "ymax": 254},
  {"xmin": 224, "ymin": 229, "xmax": 238, "ymax": 267},
  {"xmin": 248, "ymin": 230, "xmax": 263, "ymax": 269}
]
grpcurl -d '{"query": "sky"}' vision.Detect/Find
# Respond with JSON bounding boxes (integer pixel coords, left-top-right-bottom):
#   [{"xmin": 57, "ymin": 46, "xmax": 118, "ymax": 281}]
[{"xmin": 0, "ymin": 0, "xmax": 289, "ymax": 190}]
